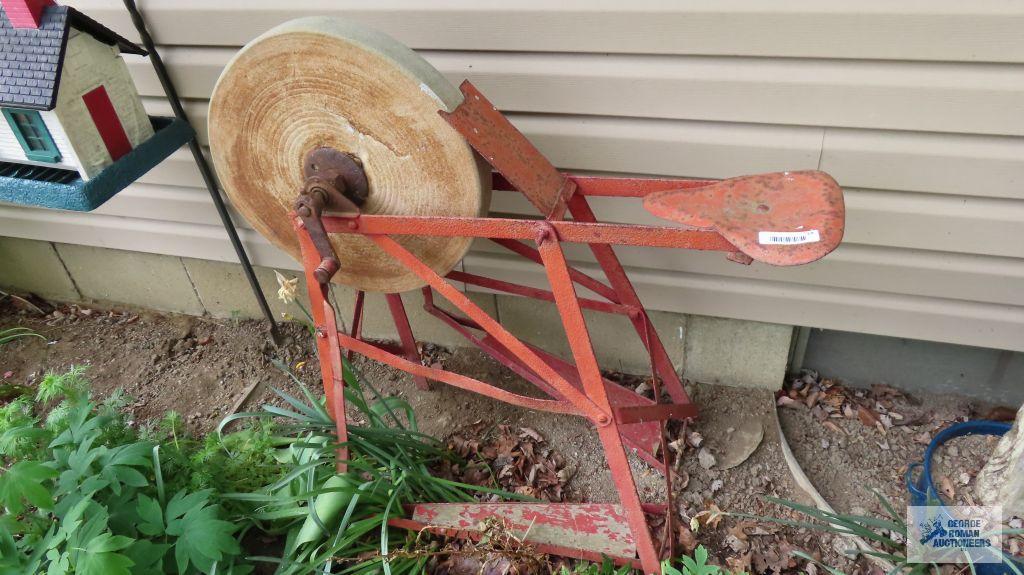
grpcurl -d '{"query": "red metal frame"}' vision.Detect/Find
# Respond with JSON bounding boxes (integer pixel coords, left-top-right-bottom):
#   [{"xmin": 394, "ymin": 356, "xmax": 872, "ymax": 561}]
[{"xmin": 294, "ymin": 81, "xmax": 844, "ymax": 574}]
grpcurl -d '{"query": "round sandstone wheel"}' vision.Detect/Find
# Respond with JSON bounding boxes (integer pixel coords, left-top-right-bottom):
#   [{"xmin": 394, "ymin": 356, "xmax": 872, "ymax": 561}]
[{"xmin": 208, "ymin": 18, "xmax": 489, "ymax": 293}]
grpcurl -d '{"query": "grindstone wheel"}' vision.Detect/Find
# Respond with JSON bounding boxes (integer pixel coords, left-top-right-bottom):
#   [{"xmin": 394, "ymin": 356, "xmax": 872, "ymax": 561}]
[{"xmin": 208, "ymin": 18, "xmax": 490, "ymax": 293}]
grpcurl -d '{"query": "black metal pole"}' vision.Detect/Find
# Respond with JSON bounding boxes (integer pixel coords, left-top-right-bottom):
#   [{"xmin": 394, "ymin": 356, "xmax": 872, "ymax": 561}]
[{"xmin": 122, "ymin": 0, "xmax": 281, "ymax": 342}]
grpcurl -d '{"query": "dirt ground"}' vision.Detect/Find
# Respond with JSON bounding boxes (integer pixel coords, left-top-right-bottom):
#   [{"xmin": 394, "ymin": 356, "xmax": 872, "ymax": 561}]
[{"xmin": 2, "ymin": 298, "xmax": 1021, "ymax": 573}]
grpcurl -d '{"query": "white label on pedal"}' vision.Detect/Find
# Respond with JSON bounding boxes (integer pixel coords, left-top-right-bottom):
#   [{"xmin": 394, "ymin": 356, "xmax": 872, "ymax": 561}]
[{"xmin": 758, "ymin": 230, "xmax": 821, "ymax": 245}]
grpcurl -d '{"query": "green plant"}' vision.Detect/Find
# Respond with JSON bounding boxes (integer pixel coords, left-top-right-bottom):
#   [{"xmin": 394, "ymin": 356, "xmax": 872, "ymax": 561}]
[
  {"xmin": 663, "ymin": 546, "xmax": 724, "ymax": 575},
  {"xmin": 0, "ymin": 367, "xmax": 250, "ymax": 574},
  {"xmin": 222, "ymin": 359, "xmax": 527, "ymax": 574},
  {"xmin": 0, "ymin": 325, "xmax": 43, "ymax": 346}
]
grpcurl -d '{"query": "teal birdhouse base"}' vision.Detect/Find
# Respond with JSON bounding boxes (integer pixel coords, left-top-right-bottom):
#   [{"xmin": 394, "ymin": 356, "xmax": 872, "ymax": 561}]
[{"xmin": 0, "ymin": 116, "xmax": 194, "ymax": 212}]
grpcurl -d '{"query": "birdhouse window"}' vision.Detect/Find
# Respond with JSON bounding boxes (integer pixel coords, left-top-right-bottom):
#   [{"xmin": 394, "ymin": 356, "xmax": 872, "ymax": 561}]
[{"xmin": 3, "ymin": 108, "xmax": 61, "ymax": 163}]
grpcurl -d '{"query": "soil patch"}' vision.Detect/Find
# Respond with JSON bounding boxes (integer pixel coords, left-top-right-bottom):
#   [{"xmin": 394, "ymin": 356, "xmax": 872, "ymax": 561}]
[{"xmin": 2, "ymin": 299, "xmax": 1020, "ymax": 573}]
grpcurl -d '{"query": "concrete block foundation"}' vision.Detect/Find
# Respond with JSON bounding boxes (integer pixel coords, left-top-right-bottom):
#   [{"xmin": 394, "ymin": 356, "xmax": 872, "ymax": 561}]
[
  {"xmin": 0, "ymin": 236, "xmax": 80, "ymax": 302},
  {"xmin": 0, "ymin": 238, "xmax": 793, "ymax": 389}
]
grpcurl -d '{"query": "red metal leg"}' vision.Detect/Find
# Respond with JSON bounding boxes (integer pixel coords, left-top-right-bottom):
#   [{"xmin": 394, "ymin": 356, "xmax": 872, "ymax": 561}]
[
  {"xmin": 296, "ymin": 220, "xmax": 349, "ymax": 472},
  {"xmin": 535, "ymin": 225, "xmax": 662, "ymax": 574},
  {"xmin": 568, "ymin": 194, "xmax": 691, "ymax": 406},
  {"xmin": 386, "ymin": 292, "xmax": 430, "ymax": 391}
]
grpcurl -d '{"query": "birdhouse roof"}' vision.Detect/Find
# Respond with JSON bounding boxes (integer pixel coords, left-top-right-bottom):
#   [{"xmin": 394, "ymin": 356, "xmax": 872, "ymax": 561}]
[{"xmin": 0, "ymin": 4, "xmax": 145, "ymax": 111}]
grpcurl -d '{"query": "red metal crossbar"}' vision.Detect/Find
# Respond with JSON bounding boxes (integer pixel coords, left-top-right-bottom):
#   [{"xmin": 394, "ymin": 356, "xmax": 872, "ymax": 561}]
[{"xmin": 294, "ymin": 81, "xmax": 844, "ymax": 574}]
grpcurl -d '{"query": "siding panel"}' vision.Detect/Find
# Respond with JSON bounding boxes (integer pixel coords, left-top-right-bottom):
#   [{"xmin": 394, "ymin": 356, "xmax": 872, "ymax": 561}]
[
  {"xmin": 821, "ymin": 129, "xmax": 1024, "ymax": 200},
  {"xmin": 69, "ymin": 0, "xmax": 1024, "ymax": 63},
  {"xmin": 0, "ymin": 1, "xmax": 1020, "ymax": 351},
  {"xmin": 125, "ymin": 51, "xmax": 1024, "ymax": 136}
]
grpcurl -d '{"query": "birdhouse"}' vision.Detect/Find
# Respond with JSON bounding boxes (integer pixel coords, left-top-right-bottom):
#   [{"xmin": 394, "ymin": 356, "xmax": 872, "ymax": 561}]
[
  {"xmin": 0, "ymin": 0, "xmax": 153, "ymax": 181},
  {"xmin": 0, "ymin": 0, "xmax": 193, "ymax": 211}
]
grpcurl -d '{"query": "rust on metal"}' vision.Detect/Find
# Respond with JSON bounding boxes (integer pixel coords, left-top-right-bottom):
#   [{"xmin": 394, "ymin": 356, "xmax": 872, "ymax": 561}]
[
  {"xmin": 410, "ymin": 503, "xmax": 637, "ymax": 559},
  {"xmin": 335, "ymin": 329, "xmax": 582, "ymax": 416},
  {"xmin": 643, "ymin": 170, "xmax": 845, "ymax": 266},
  {"xmin": 442, "ymin": 81, "xmax": 573, "ymax": 219},
  {"xmin": 294, "ymin": 147, "xmax": 369, "ymax": 283},
  {"xmin": 614, "ymin": 403, "xmax": 700, "ymax": 426},
  {"xmin": 302, "ymin": 146, "xmax": 369, "ymax": 207}
]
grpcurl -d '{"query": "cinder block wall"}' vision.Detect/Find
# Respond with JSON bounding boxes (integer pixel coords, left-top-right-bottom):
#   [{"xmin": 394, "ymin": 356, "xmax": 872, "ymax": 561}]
[{"xmin": 0, "ymin": 237, "xmax": 794, "ymax": 389}]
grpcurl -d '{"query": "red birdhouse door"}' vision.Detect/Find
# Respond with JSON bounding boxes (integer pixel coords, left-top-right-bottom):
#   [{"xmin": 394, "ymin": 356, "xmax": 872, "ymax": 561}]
[{"xmin": 82, "ymin": 86, "xmax": 132, "ymax": 161}]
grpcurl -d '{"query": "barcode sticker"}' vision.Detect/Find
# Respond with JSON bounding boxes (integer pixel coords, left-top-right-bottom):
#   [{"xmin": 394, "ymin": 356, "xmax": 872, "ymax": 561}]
[{"xmin": 758, "ymin": 230, "xmax": 821, "ymax": 245}]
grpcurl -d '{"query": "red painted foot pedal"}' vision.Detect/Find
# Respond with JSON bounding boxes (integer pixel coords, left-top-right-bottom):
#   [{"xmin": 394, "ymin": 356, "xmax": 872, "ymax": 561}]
[{"xmin": 394, "ymin": 503, "xmax": 636, "ymax": 562}]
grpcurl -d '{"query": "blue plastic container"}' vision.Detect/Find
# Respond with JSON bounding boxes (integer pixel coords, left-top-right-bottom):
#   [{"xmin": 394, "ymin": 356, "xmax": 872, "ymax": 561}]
[{"xmin": 906, "ymin": 420, "xmax": 1021, "ymax": 575}]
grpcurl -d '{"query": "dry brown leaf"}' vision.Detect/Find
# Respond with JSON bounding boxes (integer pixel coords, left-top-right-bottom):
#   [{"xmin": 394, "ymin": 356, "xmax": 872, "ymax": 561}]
[
  {"xmin": 805, "ymin": 389, "xmax": 821, "ymax": 408},
  {"xmin": 857, "ymin": 405, "xmax": 882, "ymax": 428},
  {"xmin": 687, "ymin": 431, "xmax": 705, "ymax": 448},
  {"xmin": 777, "ymin": 396, "xmax": 801, "ymax": 409},
  {"xmin": 727, "ymin": 521, "xmax": 754, "ymax": 541},
  {"xmin": 726, "ymin": 553, "xmax": 753, "ymax": 574},
  {"xmin": 705, "ymin": 503, "xmax": 725, "ymax": 529},
  {"xmin": 677, "ymin": 524, "xmax": 698, "ymax": 554},
  {"xmin": 822, "ymin": 420, "xmax": 845, "ymax": 434},
  {"xmin": 519, "ymin": 427, "xmax": 543, "ymax": 442}
]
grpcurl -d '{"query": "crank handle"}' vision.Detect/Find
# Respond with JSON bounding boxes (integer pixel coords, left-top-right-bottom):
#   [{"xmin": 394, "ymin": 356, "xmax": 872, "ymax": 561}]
[{"xmin": 295, "ymin": 194, "xmax": 344, "ymax": 284}]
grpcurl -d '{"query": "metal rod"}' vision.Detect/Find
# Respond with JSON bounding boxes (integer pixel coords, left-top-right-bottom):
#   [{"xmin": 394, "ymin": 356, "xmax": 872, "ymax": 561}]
[
  {"xmin": 122, "ymin": 0, "xmax": 280, "ymax": 341},
  {"xmin": 385, "ymin": 293, "xmax": 430, "ymax": 391},
  {"xmin": 324, "ymin": 214, "xmax": 736, "ymax": 252}
]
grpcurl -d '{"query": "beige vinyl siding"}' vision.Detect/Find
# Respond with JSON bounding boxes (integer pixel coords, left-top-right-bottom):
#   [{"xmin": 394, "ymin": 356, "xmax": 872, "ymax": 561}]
[{"xmin": 2, "ymin": 0, "xmax": 1022, "ymax": 351}]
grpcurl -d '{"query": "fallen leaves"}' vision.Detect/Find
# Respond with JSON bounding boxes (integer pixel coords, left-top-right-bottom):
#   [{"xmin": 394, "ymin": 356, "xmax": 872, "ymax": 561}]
[
  {"xmin": 420, "ymin": 516, "xmax": 545, "ymax": 575},
  {"xmin": 692, "ymin": 503, "xmax": 724, "ymax": 530},
  {"xmin": 856, "ymin": 405, "xmax": 881, "ymax": 428},
  {"xmin": 438, "ymin": 422, "xmax": 567, "ymax": 501},
  {"xmin": 677, "ymin": 523, "xmax": 698, "ymax": 553},
  {"xmin": 782, "ymin": 370, "xmax": 931, "ymax": 437}
]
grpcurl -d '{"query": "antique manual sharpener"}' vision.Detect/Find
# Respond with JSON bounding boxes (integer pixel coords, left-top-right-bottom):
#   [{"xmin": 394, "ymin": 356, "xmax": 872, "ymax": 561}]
[{"xmin": 208, "ymin": 18, "xmax": 845, "ymax": 574}]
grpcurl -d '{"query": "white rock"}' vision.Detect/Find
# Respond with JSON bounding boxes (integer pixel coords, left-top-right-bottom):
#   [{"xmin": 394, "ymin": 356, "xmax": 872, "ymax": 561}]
[{"xmin": 697, "ymin": 448, "xmax": 716, "ymax": 470}]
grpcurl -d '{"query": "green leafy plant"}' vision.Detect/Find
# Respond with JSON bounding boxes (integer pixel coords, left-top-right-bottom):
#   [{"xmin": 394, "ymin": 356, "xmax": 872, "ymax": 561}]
[
  {"xmin": 663, "ymin": 545, "xmax": 723, "ymax": 575},
  {"xmin": 0, "ymin": 367, "xmax": 250, "ymax": 574},
  {"xmin": 222, "ymin": 359, "xmax": 527, "ymax": 574}
]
